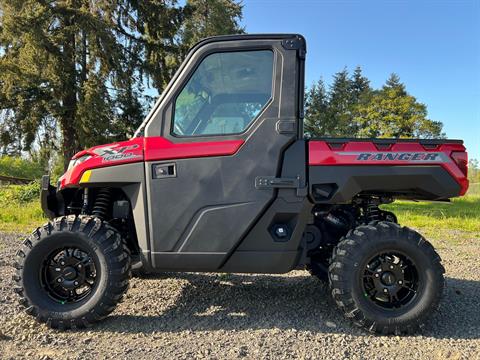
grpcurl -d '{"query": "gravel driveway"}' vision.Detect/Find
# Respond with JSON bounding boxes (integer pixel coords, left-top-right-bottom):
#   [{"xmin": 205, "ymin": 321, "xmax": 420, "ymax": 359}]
[{"xmin": 0, "ymin": 231, "xmax": 479, "ymax": 359}]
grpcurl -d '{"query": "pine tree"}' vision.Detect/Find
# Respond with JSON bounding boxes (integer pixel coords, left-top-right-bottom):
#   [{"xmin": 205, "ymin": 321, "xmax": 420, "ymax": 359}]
[
  {"xmin": 351, "ymin": 66, "xmax": 371, "ymax": 102},
  {"xmin": 180, "ymin": 0, "xmax": 244, "ymax": 53},
  {"xmin": 117, "ymin": 1, "xmax": 186, "ymax": 92},
  {"xmin": 0, "ymin": 0, "xmax": 129, "ymax": 168},
  {"xmin": 0, "ymin": 0, "xmax": 244, "ymax": 168},
  {"xmin": 384, "ymin": 73, "xmax": 407, "ymax": 96},
  {"xmin": 304, "ymin": 79, "xmax": 329, "ymax": 137},
  {"xmin": 119, "ymin": 0, "xmax": 243, "ymax": 93},
  {"xmin": 350, "ymin": 66, "xmax": 372, "ymax": 136},
  {"xmin": 327, "ymin": 68, "xmax": 353, "ymax": 136}
]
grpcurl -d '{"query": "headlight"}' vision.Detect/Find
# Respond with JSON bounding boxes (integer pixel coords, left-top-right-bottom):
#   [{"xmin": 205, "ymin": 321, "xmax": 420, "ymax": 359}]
[
  {"xmin": 67, "ymin": 155, "xmax": 91, "ymax": 170},
  {"xmin": 67, "ymin": 159, "xmax": 75, "ymax": 171}
]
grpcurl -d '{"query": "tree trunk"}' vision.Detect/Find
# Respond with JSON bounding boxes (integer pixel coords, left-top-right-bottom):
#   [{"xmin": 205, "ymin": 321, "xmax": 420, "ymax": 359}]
[{"xmin": 60, "ymin": 18, "xmax": 78, "ymax": 171}]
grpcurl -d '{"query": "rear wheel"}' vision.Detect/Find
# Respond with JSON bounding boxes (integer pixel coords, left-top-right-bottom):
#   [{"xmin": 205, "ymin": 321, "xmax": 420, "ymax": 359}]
[
  {"xmin": 329, "ymin": 221, "xmax": 444, "ymax": 334},
  {"xmin": 13, "ymin": 215, "xmax": 130, "ymax": 329}
]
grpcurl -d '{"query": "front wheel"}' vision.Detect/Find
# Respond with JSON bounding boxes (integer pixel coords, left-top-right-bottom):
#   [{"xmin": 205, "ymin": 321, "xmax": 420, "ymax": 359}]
[
  {"xmin": 13, "ymin": 215, "xmax": 131, "ymax": 329},
  {"xmin": 329, "ymin": 222, "xmax": 444, "ymax": 334}
]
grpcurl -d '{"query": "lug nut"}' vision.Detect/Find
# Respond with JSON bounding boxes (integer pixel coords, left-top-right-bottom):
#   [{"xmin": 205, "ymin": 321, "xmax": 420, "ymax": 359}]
[
  {"xmin": 77, "ymin": 264, "xmax": 82, "ymax": 269},
  {"xmin": 57, "ymin": 278, "xmax": 62, "ymax": 283},
  {"xmin": 60, "ymin": 261, "xmax": 65, "ymax": 266},
  {"xmin": 398, "ymin": 280, "xmax": 403, "ymax": 285},
  {"xmin": 390, "ymin": 265, "xmax": 394, "ymax": 269},
  {"xmin": 375, "ymin": 274, "xmax": 379, "ymax": 278},
  {"xmin": 383, "ymin": 289, "xmax": 388, "ymax": 293},
  {"xmin": 74, "ymin": 281, "xmax": 79, "ymax": 286}
]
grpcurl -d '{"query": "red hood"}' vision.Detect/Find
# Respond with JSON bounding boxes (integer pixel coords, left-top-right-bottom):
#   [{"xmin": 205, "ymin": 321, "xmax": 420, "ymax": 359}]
[{"xmin": 59, "ymin": 137, "xmax": 144, "ymax": 188}]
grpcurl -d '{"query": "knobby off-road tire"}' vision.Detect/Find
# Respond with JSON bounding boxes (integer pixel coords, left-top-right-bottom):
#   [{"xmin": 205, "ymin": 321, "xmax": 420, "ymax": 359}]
[
  {"xmin": 13, "ymin": 215, "xmax": 131, "ymax": 330},
  {"xmin": 329, "ymin": 221, "xmax": 444, "ymax": 335}
]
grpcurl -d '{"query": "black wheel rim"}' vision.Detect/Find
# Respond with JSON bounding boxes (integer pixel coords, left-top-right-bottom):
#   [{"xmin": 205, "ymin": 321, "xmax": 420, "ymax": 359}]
[
  {"xmin": 41, "ymin": 246, "xmax": 97, "ymax": 304},
  {"xmin": 362, "ymin": 251, "xmax": 419, "ymax": 310}
]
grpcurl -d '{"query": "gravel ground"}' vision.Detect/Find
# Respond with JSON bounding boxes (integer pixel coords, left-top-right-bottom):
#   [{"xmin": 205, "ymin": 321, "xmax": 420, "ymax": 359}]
[{"xmin": 0, "ymin": 231, "xmax": 479, "ymax": 360}]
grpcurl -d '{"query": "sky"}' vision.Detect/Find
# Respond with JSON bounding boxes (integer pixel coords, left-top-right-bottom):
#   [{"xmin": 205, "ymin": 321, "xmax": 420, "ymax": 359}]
[{"xmin": 241, "ymin": 0, "xmax": 480, "ymax": 160}]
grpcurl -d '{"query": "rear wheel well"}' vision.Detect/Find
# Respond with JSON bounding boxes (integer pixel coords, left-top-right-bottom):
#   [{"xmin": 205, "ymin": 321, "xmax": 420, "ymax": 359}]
[{"xmin": 305, "ymin": 195, "xmax": 399, "ymax": 279}]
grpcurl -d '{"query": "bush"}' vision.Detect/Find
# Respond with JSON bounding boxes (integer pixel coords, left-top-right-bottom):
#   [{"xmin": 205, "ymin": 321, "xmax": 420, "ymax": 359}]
[
  {"xmin": 0, "ymin": 156, "xmax": 44, "ymax": 179},
  {"xmin": 17, "ymin": 182, "xmax": 41, "ymax": 202},
  {"xmin": 0, "ymin": 182, "xmax": 40, "ymax": 204}
]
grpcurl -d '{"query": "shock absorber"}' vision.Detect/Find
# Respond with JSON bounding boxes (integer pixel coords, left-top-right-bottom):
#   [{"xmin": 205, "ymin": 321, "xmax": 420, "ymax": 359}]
[
  {"xmin": 92, "ymin": 188, "xmax": 112, "ymax": 220},
  {"xmin": 81, "ymin": 188, "xmax": 89, "ymax": 214},
  {"xmin": 366, "ymin": 202, "xmax": 381, "ymax": 223}
]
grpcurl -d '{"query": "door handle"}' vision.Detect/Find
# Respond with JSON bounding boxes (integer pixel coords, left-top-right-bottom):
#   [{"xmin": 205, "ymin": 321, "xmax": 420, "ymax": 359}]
[
  {"xmin": 255, "ymin": 176, "xmax": 299, "ymax": 189},
  {"xmin": 152, "ymin": 163, "xmax": 176, "ymax": 179},
  {"xmin": 255, "ymin": 175, "xmax": 308, "ymax": 197}
]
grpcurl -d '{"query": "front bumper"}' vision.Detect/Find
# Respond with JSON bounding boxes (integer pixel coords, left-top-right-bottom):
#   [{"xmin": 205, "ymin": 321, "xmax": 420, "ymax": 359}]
[{"xmin": 41, "ymin": 175, "xmax": 59, "ymax": 220}]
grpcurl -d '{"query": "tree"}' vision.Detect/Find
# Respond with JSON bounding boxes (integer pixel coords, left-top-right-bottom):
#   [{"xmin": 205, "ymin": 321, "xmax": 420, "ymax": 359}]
[
  {"xmin": 304, "ymin": 69, "xmax": 443, "ymax": 139},
  {"xmin": 349, "ymin": 66, "xmax": 373, "ymax": 136},
  {"xmin": 0, "ymin": 1, "xmax": 131, "ymax": 168},
  {"xmin": 0, "ymin": 109, "xmax": 23, "ymax": 155},
  {"xmin": 116, "ymin": 1, "xmax": 186, "ymax": 92},
  {"xmin": 353, "ymin": 74, "xmax": 444, "ymax": 138},
  {"xmin": 384, "ymin": 73, "xmax": 407, "ymax": 96},
  {"xmin": 351, "ymin": 66, "xmax": 371, "ymax": 102},
  {"xmin": 304, "ymin": 66, "xmax": 373, "ymax": 137},
  {"xmin": 180, "ymin": 0, "xmax": 244, "ymax": 52},
  {"xmin": 0, "ymin": 0, "xmax": 244, "ymax": 169},
  {"xmin": 304, "ymin": 79, "xmax": 329, "ymax": 137},
  {"xmin": 327, "ymin": 68, "xmax": 354, "ymax": 136},
  {"xmin": 117, "ymin": 0, "xmax": 243, "ymax": 93}
]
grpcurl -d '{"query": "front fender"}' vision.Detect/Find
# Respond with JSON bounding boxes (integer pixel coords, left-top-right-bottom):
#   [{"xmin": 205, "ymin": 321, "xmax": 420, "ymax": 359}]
[
  {"xmin": 79, "ymin": 163, "xmax": 150, "ymax": 265},
  {"xmin": 40, "ymin": 175, "xmax": 62, "ymax": 220}
]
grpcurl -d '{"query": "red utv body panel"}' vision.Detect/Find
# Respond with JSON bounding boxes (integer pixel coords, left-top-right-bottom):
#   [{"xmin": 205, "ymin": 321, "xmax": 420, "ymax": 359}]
[
  {"xmin": 143, "ymin": 137, "xmax": 244, "ymax": 162},
  {"xmin": 59, "ymin": 137, "xmax": 244, "ymax": 188},
  {"xmin": 308, "ymin": 140, "xmax": 469, "ymax": 195}
]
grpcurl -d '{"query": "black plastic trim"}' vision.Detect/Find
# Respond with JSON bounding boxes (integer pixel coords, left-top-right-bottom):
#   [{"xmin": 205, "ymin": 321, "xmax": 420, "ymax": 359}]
[
  {"xmin": 40, "ymin": 175, "xmax": 57, "ymax": 219},
  {"xmin": 192, "ymin": 34, "xmax": 305, "ymax": 52},
  {"xmin": 309, "ymin": 165, "xmax": 462, "ymax": 203}
]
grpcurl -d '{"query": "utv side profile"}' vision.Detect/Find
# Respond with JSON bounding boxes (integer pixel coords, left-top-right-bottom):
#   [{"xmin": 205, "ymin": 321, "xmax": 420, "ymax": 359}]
[{"xmin": 14, "ymin": 34, "xmax": 469, "ymax": 334}]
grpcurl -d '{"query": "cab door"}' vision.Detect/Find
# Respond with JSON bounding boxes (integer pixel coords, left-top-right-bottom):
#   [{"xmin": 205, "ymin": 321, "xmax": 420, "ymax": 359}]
[{"xmin": 143, "ymin": 35, "xmax": 305, "ymax": 271}]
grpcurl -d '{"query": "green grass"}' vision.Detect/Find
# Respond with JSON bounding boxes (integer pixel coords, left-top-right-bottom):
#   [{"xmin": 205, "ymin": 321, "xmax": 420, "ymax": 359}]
[
  {"xmin": 0, "ymin": 183, "xmax": 45, "ymax": 233},
  {"xmin": 383, "ymin": 194, "xmax": 480, "ymax": 244},
  {"xmin": 0, "ymin": 201, "xmax": 45, "ymax": 233},
  {"xmin": 383, "ymin": 195, "xmax": 480, "ymax": 231}
]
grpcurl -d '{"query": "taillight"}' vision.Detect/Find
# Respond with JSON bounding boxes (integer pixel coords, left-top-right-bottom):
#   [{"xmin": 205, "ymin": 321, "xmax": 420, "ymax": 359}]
[{"xmin": 451, "ymin": 151, "xmax": 468, "ymax": 177}]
